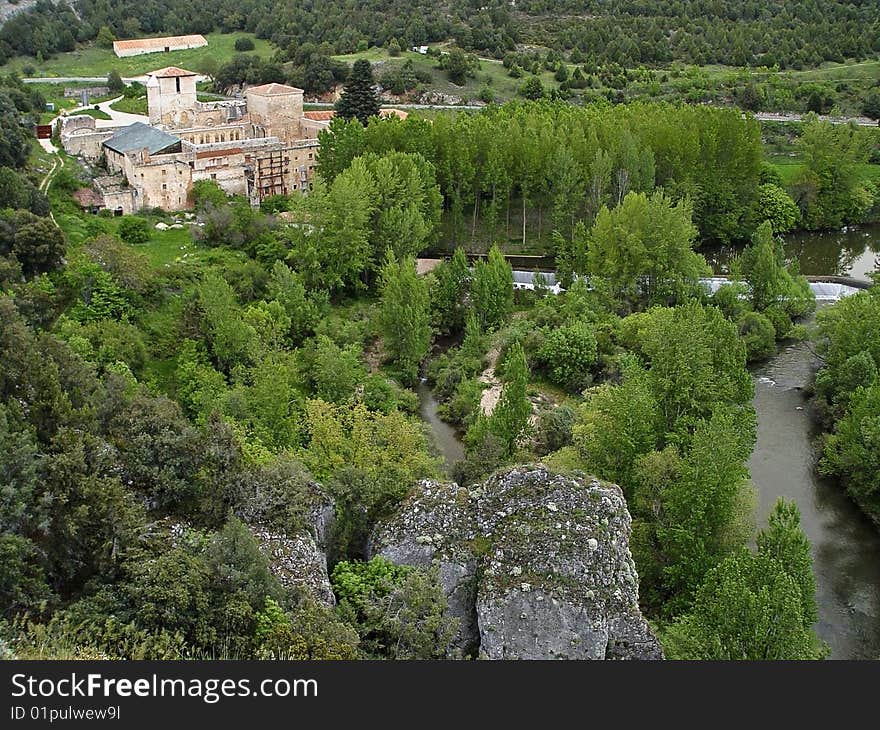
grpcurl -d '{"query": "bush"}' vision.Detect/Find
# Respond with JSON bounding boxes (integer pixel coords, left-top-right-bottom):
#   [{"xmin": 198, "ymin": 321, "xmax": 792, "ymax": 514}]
[
  {"xmin": 535, "ymin": 321, "xmax": 598, "ymax": 391},
  {"xmin": 116, "ymin": 216, "xmax": 151, "ymax": 245},
  {"xmin": 234, "ymin": 37, "xmax": 255, "ymax": 52},
  {"xmin": 534, "ymin": 405, "xmax": 576, "ymax": 455},
  {"xmin": 738, "ymin": 311, "xmax": 777, "ymax": 362}
]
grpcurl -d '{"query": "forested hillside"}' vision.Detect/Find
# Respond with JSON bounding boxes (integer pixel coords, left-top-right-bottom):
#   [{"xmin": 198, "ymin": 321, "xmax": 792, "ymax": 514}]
[{"xmin": 2, "ymin": 0, "xmax": 878, "ymax": 68}]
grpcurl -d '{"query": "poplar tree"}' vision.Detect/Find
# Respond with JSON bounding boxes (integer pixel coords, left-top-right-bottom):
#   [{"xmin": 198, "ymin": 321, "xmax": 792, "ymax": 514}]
[
  {"xmin": 470, "ymin": 244, "xmax": 513, "ymax": 331},
  {"xmin": 378, "ymin": 251, "xmax": 431, "ymax": 385},
  {"xmin": 489, "ymin": 341, "xmax": 531, "ymax": 455}
]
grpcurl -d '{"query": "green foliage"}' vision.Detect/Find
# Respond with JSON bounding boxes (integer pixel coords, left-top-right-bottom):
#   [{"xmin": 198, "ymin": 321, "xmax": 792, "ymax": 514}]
[
  {"xmin": 573, "ymin": 360, "xmax": 660, "ymax": 494},
  {"xmin": 0, "ymin": 209, "xmax": 66, "ymax": 278},
  {"xmin": 117, "ymin": 216, "xmax": 151, "ymax": 245},
  {"xmin": 664, "ymin": 500, "xmax": 826, "ymax": 660},
  {"xmin": 439, "ymin": 47, "xmax": 477, "ymax": 86},
  {"xmin": 737, "ymin": 310, "xmax": 777, "ymax": 362},
  {"xmin": 737, "ymin": 221, "xmax": 815, "ymax": 317},
  {"xmin": 535, "ymin": 320, "xmax": 598, "ymax": 391},
  {"xmin": 623, "ymin": 302, "xmax": 753, "ymax": 434},
  {"xmin": 429, "ymin": 248, "xmax": 469, "ymax": 334},
  {"xmin": 378, "ymin": 252, "xmax": 431, "ymax": 385},
  {"xmin": 234, "ymin": 37, "xmax": 255, "ymax": 52},
  {"xmin": 254, "ymin": 596, "xmax": 359, "ymax": 660},
  {"xmin": 471, "ymin": 244, "xmax": 513, "ymax": 330},
  {"xmin": 197, "ymin": 273, "xmax": 259, "ymax": 372},
  {"xmin": 520, "ymin": 76, "xmax": 545, "ymax": 100},
  {"xmin": 335, "ymin": 59, "xmax": 381, "ymax": 125},
  {"xmin": 480, "ymin": 341, "xmax": 531, "ymax": 456},
  {"xmin": 332, "ymin": 557, "xmax": 457, "ymax": 659},
  {"xmin": 107, "ymin": 69, "xmax": 124, "ymax": 93},
  {"xmin": 757, "ymin": 183, "xmax": 799, "ymax": 234},
  {"xmin": 794, "ymin": 119, "xmax": 876, "ymax": 230},
  {"xmin": 820, "ymin": 383, "xmax": 880, "ymax": 512},
  {"xmin": 587, "ymin": 191, "xmax": 708, "ymax": 306}
]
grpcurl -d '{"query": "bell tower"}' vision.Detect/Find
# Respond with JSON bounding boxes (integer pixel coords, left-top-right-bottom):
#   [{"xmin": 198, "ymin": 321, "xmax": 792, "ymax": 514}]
[{"xmin": 146, "ymin": 67, "xmax": 198, "ymax": 128}]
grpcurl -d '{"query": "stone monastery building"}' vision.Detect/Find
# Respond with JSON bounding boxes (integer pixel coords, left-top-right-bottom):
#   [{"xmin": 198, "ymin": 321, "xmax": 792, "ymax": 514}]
[{"xmin": 60, "ymin": 66, "xmax": 330, "ymax": 213}]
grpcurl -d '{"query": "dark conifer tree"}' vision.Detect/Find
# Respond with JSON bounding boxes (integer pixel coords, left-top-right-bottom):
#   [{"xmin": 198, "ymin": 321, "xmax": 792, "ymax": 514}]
[{"xmin": 335, "ymin": 59, "xmax": 381, "ymax": 125}]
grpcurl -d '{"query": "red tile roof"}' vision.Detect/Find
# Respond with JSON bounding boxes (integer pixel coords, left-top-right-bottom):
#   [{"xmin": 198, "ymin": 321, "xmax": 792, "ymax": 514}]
[
  {"xmin": 147, "ymin": 66, "xmax": 199, "ymax": 78},
  {"xmin": 247, "ymin": 83, "xmax": 304, "ymax": 96},
  {"xmin": 114, "ymin": 35, "xmax": 206, "ymax": 52},
  {"xmin": 302, "ymin": 108, "xmax": 409, "ymax": 121}
]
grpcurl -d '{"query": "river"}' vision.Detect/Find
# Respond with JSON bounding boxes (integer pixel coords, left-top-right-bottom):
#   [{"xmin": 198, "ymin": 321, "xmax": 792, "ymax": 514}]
[
  {"xmin": 705, "ymin": 223, "xmax": 880, "ymax": 279},
  {"xmin": 751, "ymin": 335, "xmax": 880, "ymax": 659},
  {"xmin": 417, "ymin": 378, "xmax": 465, "ymax": 471}
]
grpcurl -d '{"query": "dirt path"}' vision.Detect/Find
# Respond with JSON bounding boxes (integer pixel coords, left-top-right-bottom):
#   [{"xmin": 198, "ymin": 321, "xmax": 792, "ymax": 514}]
[
  {"xmin": 478, "ymin": 345, "xmax": 502, "ymax": 415},
  {"xmin": 37, "ymin": 138, "xmax": 63, "ymax": 227}
]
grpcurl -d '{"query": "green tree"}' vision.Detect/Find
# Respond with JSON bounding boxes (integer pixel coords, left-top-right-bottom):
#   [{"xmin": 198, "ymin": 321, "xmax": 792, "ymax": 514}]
[
  {"xmin": 520, "ymin": 76, "xmax": 545, "ymax": 100},
  {"xmin": 794, "ymin": 119, "xmax": 874, "ymax": 229},
  {"xmin": 470, "ymin": 244, "xmax": 513, "ymax": 330},
  {"xmin": 624, "ymin": 302, "xmax": 753, "ymax": 434},
  {"xmin": 96, "ymin": 26, "xmax": 116, "ymax": 49},
  {"xmin": 820, "ymin": 382, "xmax": 880, "ymax": 510},
  {"xmin": 430, "ymin": 248, "xmax": 470, "ymax": 335},
  {"xmin": 573, "ymin": 358, "xmax": 660, "ymax": 494},
  {"xmin": 757, "ymin": 183, "xmax": 799, "ymax": 234},
  {"xmin": 863, "ymin": 89, "xmax": 880, "ymax": 123},
  {"xmin": 107, "ymin": 70, "xmax": 124, "ymax": 94},
  {"xmin": 535, "ymin": 320, "xmax": 598, "ymax": 391},
  {"xmin": 378, "ymin": 252, "xmax": 431, "ymax": 385},
  {"xmin": 331, "ymin": 557, "xmax": 457, "ymax": 659},
  {"xmin": 117, "ymin": 216, "xmax": 151, "ymax": 245},
  {"xmin": 737, "ymin": 221, "xmax": 814, "ymax": 317},
  {"xmin": 335, "ymin": 59, "xmax": 381, "ymax": 125},
  {"xmin": 441, "ymin": 47, "xmax": 473, "ymax": 86},
  {"xmin": 198, "ymin": 273, "xmax": 258, "ymax": 371},
  {"xmin": 486, "ymin": 341, "xmax": 531, "ymax": 455},
  {"xmin": 587, "ymin": 191, "xmax": 708, "ymax": 305},
  {"xmin": 664, "ymin": 500, "xmax": 825, "ymax": 659}
]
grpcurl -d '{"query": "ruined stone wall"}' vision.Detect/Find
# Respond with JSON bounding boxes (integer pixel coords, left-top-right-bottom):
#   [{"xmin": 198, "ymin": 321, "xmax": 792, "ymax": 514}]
[{"xmin": 124, "ymin": 152, "xmax": 193, "ymax": 210}]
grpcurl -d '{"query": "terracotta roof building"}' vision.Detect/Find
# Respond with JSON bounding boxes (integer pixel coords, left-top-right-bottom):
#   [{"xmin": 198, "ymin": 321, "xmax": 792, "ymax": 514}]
[
  {"xmin": 302, "ymin": 108, "xmax": 409, "ymax": 122},
  {"xmin": 113, "ymin": 35, "xmax": 207, "ymax": 58}
]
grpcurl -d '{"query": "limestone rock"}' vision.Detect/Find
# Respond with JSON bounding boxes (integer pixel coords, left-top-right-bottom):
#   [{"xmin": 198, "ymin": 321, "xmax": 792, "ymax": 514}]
[
  {"xmin": 371, "ymin": 465, "xmax": 663, "ymax": 660},
  {"xmin": 250, "ymin": 525, "xmax": 336, "ymax": 606}
]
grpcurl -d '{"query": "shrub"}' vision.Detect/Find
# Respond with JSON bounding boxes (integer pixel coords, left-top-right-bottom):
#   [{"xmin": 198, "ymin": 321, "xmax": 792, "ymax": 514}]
[
  {"xmin": 117, "ymin": 216, "xmax": 151, "ymax": 245},
  {"xmin": 535, "ymin": 321, "xmax": 598, "ymax": 391},
  {"xmin": 738, "ymin": 311, "xmax": 777, "ymax": 362},
  {"xmin": 234, "ymin": 37, "xmax": 255, "ymax": 52}
]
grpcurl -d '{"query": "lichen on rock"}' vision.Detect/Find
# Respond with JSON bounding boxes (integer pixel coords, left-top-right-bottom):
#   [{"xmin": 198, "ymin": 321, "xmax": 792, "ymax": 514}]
[{"xmin": 370, "ymin": 464, "xmax": 663, "ymax": 660}]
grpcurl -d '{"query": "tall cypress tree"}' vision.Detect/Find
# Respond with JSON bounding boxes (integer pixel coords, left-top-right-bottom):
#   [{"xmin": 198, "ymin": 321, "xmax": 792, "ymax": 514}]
[{"xmin": 335, "ymin": 59, "xmax": 381, "ymax": 126}]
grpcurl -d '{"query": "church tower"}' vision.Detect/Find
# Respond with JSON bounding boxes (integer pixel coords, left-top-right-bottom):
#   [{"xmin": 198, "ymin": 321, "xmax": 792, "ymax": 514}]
[{"xmin": 146, "ymin": 67, "xmax": 198, "ymax": 129}]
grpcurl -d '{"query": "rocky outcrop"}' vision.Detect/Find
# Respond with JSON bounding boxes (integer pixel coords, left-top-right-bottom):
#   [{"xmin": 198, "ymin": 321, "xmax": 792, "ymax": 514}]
[
  {"xmin": 370, "ymin": 465, "xmax": 663, "ymax": 660},
  {"xmin": 244, "ymin": 476, "xmax": 338, "ymax": 607},
  {"xmin": 250, "ymin": 526, "xmax": 336, "ymax": 606}
]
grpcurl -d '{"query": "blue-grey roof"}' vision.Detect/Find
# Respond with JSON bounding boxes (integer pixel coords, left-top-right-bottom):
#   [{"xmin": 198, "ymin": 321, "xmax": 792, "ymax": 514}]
[{"xmin": 103, "ymin": 122, "xmax": 180, "ymax": 155}]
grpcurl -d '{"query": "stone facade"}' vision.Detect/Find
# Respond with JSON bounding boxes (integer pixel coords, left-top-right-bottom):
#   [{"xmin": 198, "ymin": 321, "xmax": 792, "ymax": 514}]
[{"xmin": 61, "ymin": 66, "xmax": 328, "ymax": 213}]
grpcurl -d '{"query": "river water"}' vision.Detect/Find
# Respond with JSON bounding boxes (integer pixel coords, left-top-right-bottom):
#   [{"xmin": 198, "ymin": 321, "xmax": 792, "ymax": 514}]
[
  {"xmin": 417, "ymin": 379, "xmax": 465, "ymax": 471},
  {"xmin": 705, "ymin": 223, "xmax": 880, "ymax": 279},
  {"xmin": 750, "ymin": 337, "xmax": 880, "ymax": 659}
]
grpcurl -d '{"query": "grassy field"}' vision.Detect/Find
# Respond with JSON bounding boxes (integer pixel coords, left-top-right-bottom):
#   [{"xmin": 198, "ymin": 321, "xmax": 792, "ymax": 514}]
[
  {"xmin": 110, "ymin": 96, "xmax": 147, "ymax": 115},
  {"xmin": 2, "ymin": 32, "xmax": 272, "ymax": 78},
  {"xmin": 766, "ymin": 159, "xmax": 880, "ymax": 187}
]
